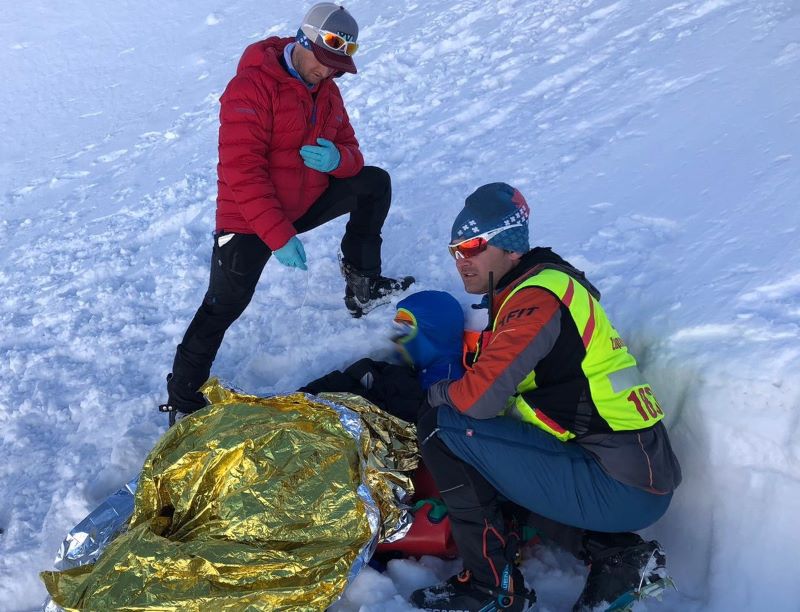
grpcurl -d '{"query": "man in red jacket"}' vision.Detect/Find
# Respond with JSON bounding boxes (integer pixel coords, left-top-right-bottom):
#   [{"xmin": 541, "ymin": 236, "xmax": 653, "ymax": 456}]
[{"xmin": 161, "ymin": 3, "xmax": 412, "ymax": 422}]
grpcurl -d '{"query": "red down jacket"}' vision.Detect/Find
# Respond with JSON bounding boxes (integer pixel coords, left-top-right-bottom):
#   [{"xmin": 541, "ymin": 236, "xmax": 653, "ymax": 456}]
[{"xmin": 215, "ymin": 37, "xmax": 364, "ymax": 250}]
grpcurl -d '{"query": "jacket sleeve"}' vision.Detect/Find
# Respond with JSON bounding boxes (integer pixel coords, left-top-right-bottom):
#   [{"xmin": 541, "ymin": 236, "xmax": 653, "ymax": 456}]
[
  {"xmin": 218, "ymin": 74, "xmax": 296, "ymax": 250},
  {"xmin": 427, "ymin": 288, "xmax": 562, "ymax": 419},
  {"xmin": 329, "ymin": 103, "xmax": 364, "ymax": 179}
]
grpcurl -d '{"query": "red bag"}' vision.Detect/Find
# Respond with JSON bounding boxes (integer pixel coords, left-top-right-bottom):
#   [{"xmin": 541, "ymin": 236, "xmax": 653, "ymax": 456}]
[{"xmin": 376, "ymin": 462, "xmax": 458, "ymax": 558}]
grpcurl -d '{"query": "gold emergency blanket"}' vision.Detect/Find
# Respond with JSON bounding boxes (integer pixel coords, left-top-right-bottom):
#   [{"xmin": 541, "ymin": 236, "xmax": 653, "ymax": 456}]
[{"xmin": 41, "ymin": 382, "xmax": 418, "ymax": 611}]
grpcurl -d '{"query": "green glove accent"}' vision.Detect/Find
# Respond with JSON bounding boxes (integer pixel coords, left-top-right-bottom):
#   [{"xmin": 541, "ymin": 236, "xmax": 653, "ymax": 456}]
[{"xmin": 413, "ymin": 498, "xmax": 449, "ymax": 523}]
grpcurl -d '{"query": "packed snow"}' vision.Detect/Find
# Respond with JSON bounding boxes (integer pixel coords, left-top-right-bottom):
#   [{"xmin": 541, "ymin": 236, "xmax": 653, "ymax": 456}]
[{"xmin": 1, "ymin": 0, "xmax": 798, "ymax": 610}]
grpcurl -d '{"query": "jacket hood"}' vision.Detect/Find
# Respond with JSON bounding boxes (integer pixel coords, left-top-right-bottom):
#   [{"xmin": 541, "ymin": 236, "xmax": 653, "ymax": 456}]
[
  {"xmin": 395, "ymin": 291, "xmax": 465, "ymax": 382},
  {"xmin": 236, "ymin": 36, "xmax": 294, "ymax": 80}
]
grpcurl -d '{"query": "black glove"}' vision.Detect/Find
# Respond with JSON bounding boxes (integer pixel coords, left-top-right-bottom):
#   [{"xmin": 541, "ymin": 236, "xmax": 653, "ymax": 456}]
[
  {"xmin": 301, "ymin": 359, "xmax": 425, "ymax": 423},
  {"xmin": 298, "ymin": 370, "xmax": 362, "ymax": 395}
]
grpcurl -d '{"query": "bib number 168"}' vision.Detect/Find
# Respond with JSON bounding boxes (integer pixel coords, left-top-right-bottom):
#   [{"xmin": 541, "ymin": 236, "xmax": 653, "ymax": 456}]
[{"xmin": 627, "ymin": 386, "xmax": 663, "ymax": 421}]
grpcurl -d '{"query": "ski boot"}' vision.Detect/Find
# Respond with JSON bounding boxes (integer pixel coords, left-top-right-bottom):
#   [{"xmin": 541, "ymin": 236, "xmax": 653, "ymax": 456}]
[
  {"xmin": 158, "ymin": 373, "xmax": 208, "ymax": 427},
  {"xmin": 573, "ymin": 538, "xmax": 675, "ymax": 611},
  {"xmin": 339, "ymin": 254, "xmax": 414, "ymax": 318},
  {"xmin": 410, "ymin": 566, "xmax": 536, "ymax": 612}
]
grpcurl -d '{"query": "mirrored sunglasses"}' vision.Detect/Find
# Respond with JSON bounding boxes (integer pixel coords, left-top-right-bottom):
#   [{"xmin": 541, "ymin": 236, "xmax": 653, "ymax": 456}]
[
  {"xmin": 304, "ymin": 23, "xmax": 359, "ymax": 56},
  {"xmin": 448, "ymin": 223, "xmax": 523, "ymax": 259}
]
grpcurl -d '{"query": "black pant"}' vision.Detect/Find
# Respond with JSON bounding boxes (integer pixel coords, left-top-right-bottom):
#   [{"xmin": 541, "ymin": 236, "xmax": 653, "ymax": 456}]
[
  {"xmin": 416, "ymin": 405, "xmax": 518, "ymax": 587},
  {"xmin": 167, "ymin": 166, "xmax": 391, "ymax": 412}
]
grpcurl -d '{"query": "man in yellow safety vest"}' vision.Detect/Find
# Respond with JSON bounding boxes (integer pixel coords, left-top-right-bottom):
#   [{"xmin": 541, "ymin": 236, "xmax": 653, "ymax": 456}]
[{"xmin": 410, "ymin": 183, "xmax": 681, "ymax": 612}]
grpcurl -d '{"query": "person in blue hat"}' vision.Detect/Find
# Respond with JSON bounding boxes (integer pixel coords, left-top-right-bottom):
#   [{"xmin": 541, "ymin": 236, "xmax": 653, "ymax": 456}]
[
  {"xmin": 299, "ymin": 290, "xmax": 465, "ymax": 423},
  {"xmin": 410, "ymin": 182, "xmax": 681, "ymax": 612},
  {"xmin": 391, "ymin": 290, "xmax": 466, "ymax": 392}
]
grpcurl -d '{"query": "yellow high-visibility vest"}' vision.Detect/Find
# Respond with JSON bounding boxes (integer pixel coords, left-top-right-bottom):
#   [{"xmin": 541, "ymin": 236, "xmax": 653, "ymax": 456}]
[{"xmin": 495, "ymin": 268, "xmax": 665, "ymax": 441}]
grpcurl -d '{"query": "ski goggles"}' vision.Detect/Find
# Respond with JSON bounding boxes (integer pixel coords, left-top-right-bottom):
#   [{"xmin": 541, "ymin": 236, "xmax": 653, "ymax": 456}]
[
  {"xmin": 391, "ymin": 309, "xmax": 417, "ymax": 343},
  {"xmin": 448, "ymin": 224, "xmax": 524, "ymax": 259},
  {"xmin": 303, "ymin": 24, "xmax": 359, "ymax": 56},
  {"xmin": 392, "ymin": 308, "xmax": 418, "ymax": 366}
]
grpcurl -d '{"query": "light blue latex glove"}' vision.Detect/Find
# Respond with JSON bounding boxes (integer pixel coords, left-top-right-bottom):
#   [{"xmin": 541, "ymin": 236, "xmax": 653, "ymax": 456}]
[
  {"xmin": 272, "ymin": 236, "xmax": 307, "ymax": 271},
  {"xmin": 299, "ymin": 138, "xmax": 341, "ymax": 173}
]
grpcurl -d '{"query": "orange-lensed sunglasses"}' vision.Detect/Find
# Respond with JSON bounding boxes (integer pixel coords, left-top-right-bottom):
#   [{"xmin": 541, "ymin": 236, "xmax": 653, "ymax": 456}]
[
  {"xmin": 448, "ymin": 224, "xmax": 523, "ymax": 259},
  {"xmin": 304, "ymin": 24, "xmax": 359, "ymax": 56}
]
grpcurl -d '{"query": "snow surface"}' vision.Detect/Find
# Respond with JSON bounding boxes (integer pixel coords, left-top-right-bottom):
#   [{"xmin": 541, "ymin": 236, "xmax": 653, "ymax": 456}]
[{"xmin": 2, "ymin": 0, "xmax": 799, "ymax": 610}]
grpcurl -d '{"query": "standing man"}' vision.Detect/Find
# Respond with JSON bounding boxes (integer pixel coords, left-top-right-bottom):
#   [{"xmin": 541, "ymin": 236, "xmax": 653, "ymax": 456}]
[
  {"xmin": 410, "ymin": 183, "xmax": 681, "ymax": 612},
  {"xmin": 161, "ymin": 3, "xmax": 413, "ymax": 422}
]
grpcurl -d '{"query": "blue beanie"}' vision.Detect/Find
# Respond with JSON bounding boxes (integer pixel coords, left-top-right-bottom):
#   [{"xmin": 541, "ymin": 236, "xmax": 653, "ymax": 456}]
[{"xmin": 451, "ymin": 183, "xmax": 530, "ymax": 253}]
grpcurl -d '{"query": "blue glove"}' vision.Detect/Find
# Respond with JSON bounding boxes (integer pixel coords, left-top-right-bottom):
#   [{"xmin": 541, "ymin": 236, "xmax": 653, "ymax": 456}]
[
  {"xmin": 299, "ymin": 138, "xmax": 341, "ymax": 173},
  {"xmin": 272, "ymin": 236, "xmax": 307, "ymax": 271}
]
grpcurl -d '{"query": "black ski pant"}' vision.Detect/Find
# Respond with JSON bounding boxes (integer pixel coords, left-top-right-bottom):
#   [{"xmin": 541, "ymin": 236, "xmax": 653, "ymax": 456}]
[
  {"xmin": 167, "ymin": 166, "xmax": 391, "ymax": 413},
  {"xmin": 416, "ymin": 404, "xmax": 520, "ymax": 587}
]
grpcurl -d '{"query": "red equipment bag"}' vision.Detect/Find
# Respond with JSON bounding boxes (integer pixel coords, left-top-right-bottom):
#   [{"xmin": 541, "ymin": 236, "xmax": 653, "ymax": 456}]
[{"xmin": 375, "ymin": 462, "xmax": 458, "ymax": 558}]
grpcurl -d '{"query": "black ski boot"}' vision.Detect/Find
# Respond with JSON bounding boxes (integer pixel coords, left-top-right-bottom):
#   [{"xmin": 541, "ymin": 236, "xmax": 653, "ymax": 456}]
[
  {"xmin": 339, "ymin": 255, "xmax": 414, "ymax": 318},
  {"xmin": 573, "ymin": 535, "xmax": 673, "ymax": 611},
  {"xmin": 158, "ymin": 373, "xmax": 208, "ymax": 427},
  {"xmin": 410, "ymin": 566, "xmax": 535, "ymax": 612}
]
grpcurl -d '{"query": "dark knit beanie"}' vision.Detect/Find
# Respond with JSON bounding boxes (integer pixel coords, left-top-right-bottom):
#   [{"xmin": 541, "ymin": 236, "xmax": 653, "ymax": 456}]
[{"xmin": 451, "ymin": 183, "xmax": 530, "ymax": 253}]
